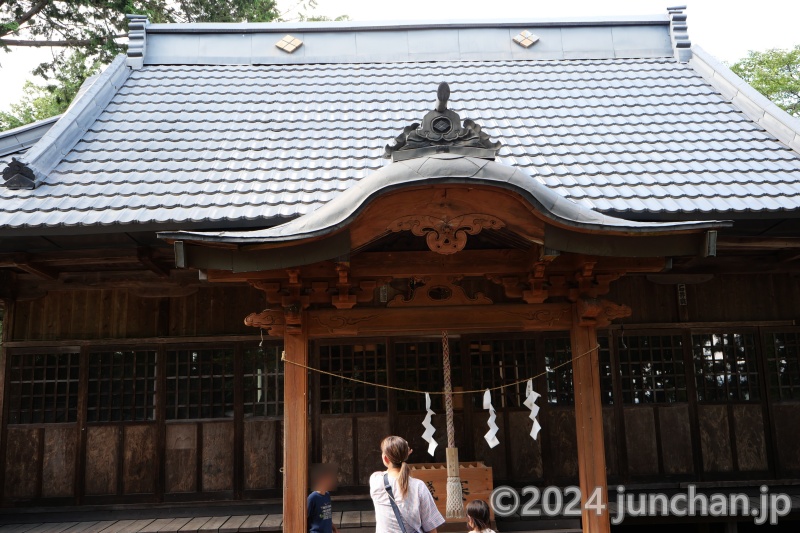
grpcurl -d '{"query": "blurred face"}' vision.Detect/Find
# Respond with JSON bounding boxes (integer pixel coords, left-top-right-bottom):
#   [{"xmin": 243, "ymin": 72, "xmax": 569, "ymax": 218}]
[{"xmin": 323, "ymin": 471, "xmax": 338, "ymax": 491}]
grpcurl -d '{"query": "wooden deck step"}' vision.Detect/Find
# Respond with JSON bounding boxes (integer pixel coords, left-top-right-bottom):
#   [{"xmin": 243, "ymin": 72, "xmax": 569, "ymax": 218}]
[{"xmin": 0, "ymin": 513, "xmax": 384, "ymax": 533}]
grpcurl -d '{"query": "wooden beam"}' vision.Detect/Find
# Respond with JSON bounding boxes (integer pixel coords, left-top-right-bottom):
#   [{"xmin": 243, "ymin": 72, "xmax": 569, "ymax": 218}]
[
  {"xmin": 570, "ymin": 304, "xmax": 611, "ymax": 533},
  {"xmin": 9, "ymin": 253, "xmax": 58, "ymax": 281},
  {"xmin": 0, "ymin": 248, "xmax": 169, "ymax": 267},
  {"xmin": 283, "ymin": 313, "xmax": 309, "ymax": 533},
  {"xmin": 716, "ymin": 237, "xmax": 800, "ymax": 250},
  {"xmin": 137, "ymin": 247, "xmax": 170, "ymax": 278},
  {"xmin": 206, "ymin": 251, "xmax": 668, "ymax": 283},
  {"xmin": 351, "ymin": 250, "xmax": 532, "ymax": 277},
  {"xmin": 304, "ymin": 303, "xmax": 572, "ymax": 338}
]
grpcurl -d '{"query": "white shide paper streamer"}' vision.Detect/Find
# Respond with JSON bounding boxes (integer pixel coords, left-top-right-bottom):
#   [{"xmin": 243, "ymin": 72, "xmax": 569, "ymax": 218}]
[
  {"xmin": 483, "ymin": 389, "xmax": 500, "ymax": 448},
  {"xmin": 421, "ymin": 392, "xmax": 438, "ymax": 456},
  {"xmin": 523, "ymin": 379, "xmax": 542, "ymax": 440}
]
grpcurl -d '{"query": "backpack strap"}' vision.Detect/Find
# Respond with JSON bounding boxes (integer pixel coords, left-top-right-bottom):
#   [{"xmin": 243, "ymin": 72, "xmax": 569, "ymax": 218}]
[{"xmin": 383, "ymin": 473, "xmax": 409, "ymax": 533}]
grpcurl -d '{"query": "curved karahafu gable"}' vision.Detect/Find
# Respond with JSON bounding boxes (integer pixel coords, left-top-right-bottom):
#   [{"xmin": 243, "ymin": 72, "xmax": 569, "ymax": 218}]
[{"xmin": 160, "ymin": 153, "xmax": 729, "ymax": 270}]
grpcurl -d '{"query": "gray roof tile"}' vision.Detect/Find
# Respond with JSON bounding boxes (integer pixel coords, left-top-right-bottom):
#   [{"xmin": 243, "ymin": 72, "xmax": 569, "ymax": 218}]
[{"xmin": 2, "ymin": 57, "xmax": 800, "ymax": 232}]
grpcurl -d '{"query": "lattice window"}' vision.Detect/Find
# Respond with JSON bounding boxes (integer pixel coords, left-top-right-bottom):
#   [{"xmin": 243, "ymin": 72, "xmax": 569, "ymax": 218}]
[
  {"xmin": 318, "ymin": 342, "xmax": 387, "ymax": 414},
  {"xmin": 468, "ymin": 337, "xmax": 536, "ymax": 409},
  {"xmin": 545, "ymin": 336, "xmax": 612, "ymax": 405},
  {"xmin": 7, "ymin": 351, "xmax": 80, "ymax": 424},
  {"xmin": 764, "ymin": 331, "xmax": 800, "ymax": 401},
  {"xmin": 394, "ymin": 340, "xmax": 459, "ymax": 412},
  {"xmin": 87, "ymin": 349, "xmax": 157, "ymax": 422},
  {"xmin": 165, "ymin": 347, "xmax": 235, "ymax": 419},
  {"xmin": 598, "ymin": 337, "xmax": 613, "ymax": 405},
  {"xmin": 693, "ymin": 332, "xmax": 760, "ymax": 401},
  {"xmin": 243, "ymin": 344, "xmax": 284, "ymax": 417},
  {"xmin": 544, "ymin": 336, "xmax": 573, "ymax": 405},
  {"xmin": 615, "ymin": 334, "xmax": 686, "ymax": 404}
]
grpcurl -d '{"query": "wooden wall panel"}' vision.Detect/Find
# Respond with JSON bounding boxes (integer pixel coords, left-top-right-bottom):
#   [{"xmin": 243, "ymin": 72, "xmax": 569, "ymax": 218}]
[
  {"xmin": 4, "ymin": 428, "xmax": 40, "ymax": 500},
  {"xmin": 771, "ymin": 404, "xmax": 800, "ymax": 473},
  {"xmin": 321, "ymin": 417, "xmax": 354, "ymax": 486},
  {"xmin": 732, "ymin": 405, "xmax": 768, "ymax": 472},
  {"xmin": 202, "ymin": 421, "xmax": 234, "ymax": 492},
  {"xmin": 658, "ymin": 405, "xmax": 694, "ymax": 475},
  {"xmin": 602, "ymin": 407, "xmax": 618, "ymax": 477},
  {"xmin": 41, "ymin": 426, "xmax": 77, "ymax": 498},
  {"xmin": 507, "ymin": 410, "xmax": 543, "ymax": 481},
  {"xmin": 356, "ymin": 416, "xmax": 390, "ymax": 485},
  {"xmin": 244, "ymin": 420, "xmax": 278, "ymax": 490},
  {"xmin": 123, "ymin": 425, "xmax": 158, "ymax": 494},
  {"xmin": 85, "ymin": 426, "xmax": 118, "ymax": 495},
  {"xmin": 165, "ymin": 424, "xmax": 197, "ymax": 493},
  {"xmin": 698, "ymin": 405, "xmax": 733, "ymax": 473},
  {"xmin": 472, "ymin": 412, "xmax": 507, "ymax": 479},
  {"xmin": 606, "ymin": 273, "xmax": 800, "ymax": 324},
  {"xmin": 541, "ymin": 408, "xmax": 577, "ymax": 481},
  {"xmin": 623, "ymin": 408, "xmax": 659, "ymax": 477},
  {"xmin": 10, "ymin": 285, "xmax": 265, "ymax": 342},
  {"xmin": 606, "ymin": 275, "xmax": 679, "ymax": 324}
]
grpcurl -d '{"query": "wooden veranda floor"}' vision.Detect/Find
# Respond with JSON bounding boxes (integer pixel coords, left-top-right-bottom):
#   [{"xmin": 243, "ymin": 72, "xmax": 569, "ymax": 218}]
[{"xmin": 0, "ymin": 511, "xmax": 375, "ymax": 533}]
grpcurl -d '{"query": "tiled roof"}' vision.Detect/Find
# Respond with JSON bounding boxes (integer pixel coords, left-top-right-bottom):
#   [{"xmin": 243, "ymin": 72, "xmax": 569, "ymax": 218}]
[
  {"xmin": 2, "ymin": 13, "xmax": 800, "ymax": 235},
  {"xmin": 0, "ymin": 116, "xmax": 60, "ymax": 167}
]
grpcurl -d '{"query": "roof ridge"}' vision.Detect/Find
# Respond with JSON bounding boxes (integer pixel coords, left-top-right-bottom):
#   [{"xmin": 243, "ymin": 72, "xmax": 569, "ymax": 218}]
[
  {"xmin": 143, "ymin": 15, "xmax": 671, "ymax": 35},
  {"xmin": 1, "ymin": 55, "xmax": 130, "ymax": 190},
  {"xmin": 0, "ymin": 115, "xmax": 61, "ymax": 158},
  {"xmin": 667, "ymin": 6, "xmax": 692, "ymax": 62},
  {"xmin": 690, "ymin": 45, "xmax": 800, "ymax": 156}
]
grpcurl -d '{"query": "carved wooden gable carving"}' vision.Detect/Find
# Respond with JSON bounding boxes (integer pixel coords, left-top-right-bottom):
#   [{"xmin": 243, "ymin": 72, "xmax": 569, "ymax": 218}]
[
  {"xmin": 387, "ymin": 275, "xmax": 492, "ymax": 307},
  {"xmin": 387, "ymin": 213, "xmax": 505, "ymax": 255}
]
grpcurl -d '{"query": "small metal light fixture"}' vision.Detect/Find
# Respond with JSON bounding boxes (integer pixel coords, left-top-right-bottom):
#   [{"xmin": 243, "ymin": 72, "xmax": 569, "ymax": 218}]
[
  {"xmin": 275, "ymin": 34, "xmax": 303, "ymax": 53},
  {"xmin": 513, "ymin": 30, "xmax": 540, "ymax": 48}
]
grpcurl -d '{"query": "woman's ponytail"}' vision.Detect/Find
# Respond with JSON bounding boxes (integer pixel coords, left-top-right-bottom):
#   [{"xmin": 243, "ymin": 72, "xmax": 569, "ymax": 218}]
[
  {"xmin": 398, "ymin": 460, "xmax": 410, "ymax": 499},
  {"xmin": 381, "ymin": 436, "xmax": 413, "ymax": 498}
]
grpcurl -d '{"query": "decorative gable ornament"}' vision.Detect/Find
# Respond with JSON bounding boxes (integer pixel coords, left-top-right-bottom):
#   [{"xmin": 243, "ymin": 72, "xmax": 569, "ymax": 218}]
[
  {"xmin": 2, "ymin": 158, "xmax": 36, "ymax": 190},
  {"xmin": 276, "ymin": 34, "xmax": 303, "ymax": 53},
  {"xmin": 513, "ymin": 30, "xmax": 540, "ymax": 48},
  {"xmin": 385, "ymin": 82, "xmax": 502, "ymax": 162}
]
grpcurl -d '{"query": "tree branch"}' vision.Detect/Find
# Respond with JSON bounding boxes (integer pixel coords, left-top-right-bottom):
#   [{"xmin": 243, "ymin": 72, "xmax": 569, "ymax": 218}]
[
  {"xmin": 0, "ymin": 0, "xmax": 49, "ymax": 38},
  {"xmin": 13, "ymin": 0, "xmax": 49, "ymax": 28},
  {"xmin": 0, "ymin": 35, "xmax": 125, "ymax": 47}
]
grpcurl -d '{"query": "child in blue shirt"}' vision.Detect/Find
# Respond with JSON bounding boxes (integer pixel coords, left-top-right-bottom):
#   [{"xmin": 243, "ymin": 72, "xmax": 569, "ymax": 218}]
[{"xmin": 308, "ymin": 463, "xmax": 339, "ymax": 533}]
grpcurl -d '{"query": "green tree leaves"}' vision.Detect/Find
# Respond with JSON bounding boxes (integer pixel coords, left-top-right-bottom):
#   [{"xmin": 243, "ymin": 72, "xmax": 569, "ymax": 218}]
[
  {"xmin": 731, "ymin": 45, "xmax": 800, "ymax": 117},
  {"xmin": 0, "ymin": 50, "xmax": 101, "ymax": 131}
]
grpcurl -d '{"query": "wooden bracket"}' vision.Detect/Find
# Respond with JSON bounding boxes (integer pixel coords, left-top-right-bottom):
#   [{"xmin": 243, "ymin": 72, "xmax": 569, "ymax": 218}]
[
  {"xmin": 485, "ymin": 275, "xmax": 524, "ymax": 299},
  {"xmin": 249, "ymin": 281, "xmax": 284, "ymax": 305},
  {"xmin": 244, "ymin": 308, "xmax": 286, "ymax": 337},
  {"xmin": 332, "ymin": 263, "xmax": 358, "ymax": 309},
  {"xmin": 7, "ymin": 253, "xmax": 58, "ymax": 281},
  {"xmin": 136, "ymin": 247, "xmax": 169, "ymax": 278},
  {"xmin": 388, "ymin": 274, "xmax": 492, "ymax": 307},
  {"xmin": 576, "ymin": 297, "xmax": 632, "ymax": 327}
]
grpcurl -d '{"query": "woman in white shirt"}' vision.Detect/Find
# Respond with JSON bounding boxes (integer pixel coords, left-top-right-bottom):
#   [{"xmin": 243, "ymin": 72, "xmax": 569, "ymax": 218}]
[{"xmin": 369, "ymin": 436, "xmax": 445, "ymax": 533}]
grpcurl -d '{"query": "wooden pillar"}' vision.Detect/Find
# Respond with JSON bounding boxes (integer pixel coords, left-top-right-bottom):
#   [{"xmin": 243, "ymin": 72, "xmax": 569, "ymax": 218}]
[
  {"xmin": 570, "ymin": 305, "xmax": 611, "ymax": 533},
  {"xmin": 283, "ymin": 313, "xmax": 309, "ymax": 533}
]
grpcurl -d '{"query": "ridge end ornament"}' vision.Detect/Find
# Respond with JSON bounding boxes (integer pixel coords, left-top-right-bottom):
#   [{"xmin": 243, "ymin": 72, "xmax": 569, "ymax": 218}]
[
  {"xmin": 384, "ymin": 82, "xmax": 502, "ymax": 162},
  {"xmin": 2, "ymin": 158, "xmax": 37, "ymax": 190}
]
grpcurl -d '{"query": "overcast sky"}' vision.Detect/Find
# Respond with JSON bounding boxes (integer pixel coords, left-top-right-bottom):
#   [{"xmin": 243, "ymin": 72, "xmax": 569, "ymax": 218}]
[{"xmin": 1, "ymin": 0, "xmax": 799, "ymax": 112}]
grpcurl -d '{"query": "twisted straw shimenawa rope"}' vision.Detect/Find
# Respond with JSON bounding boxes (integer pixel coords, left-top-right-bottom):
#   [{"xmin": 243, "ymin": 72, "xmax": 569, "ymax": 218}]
[{"xmin": 280, "ymin": 343, "xmax": 601, "ymax": 395}]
